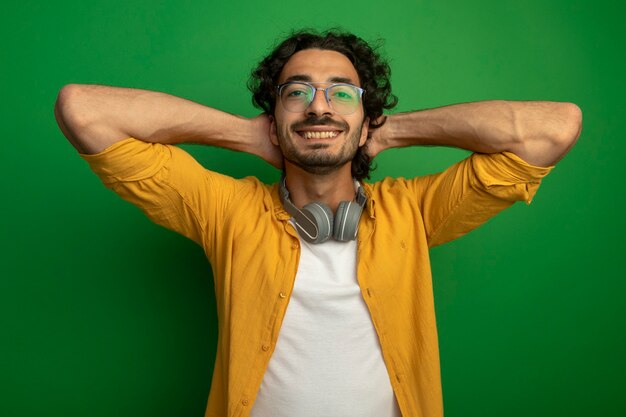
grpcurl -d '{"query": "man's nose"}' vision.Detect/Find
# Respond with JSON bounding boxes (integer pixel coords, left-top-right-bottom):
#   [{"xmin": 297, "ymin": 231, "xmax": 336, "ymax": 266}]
[{"xmin": 306, "ymin": 89, "xmax": 333, "ymax": 116}]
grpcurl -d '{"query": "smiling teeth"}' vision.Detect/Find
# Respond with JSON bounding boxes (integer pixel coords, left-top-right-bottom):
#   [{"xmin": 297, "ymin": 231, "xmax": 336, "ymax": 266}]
[{"xmin": 303, "ymin": 131, "xmax": 339, "ymax": 139}]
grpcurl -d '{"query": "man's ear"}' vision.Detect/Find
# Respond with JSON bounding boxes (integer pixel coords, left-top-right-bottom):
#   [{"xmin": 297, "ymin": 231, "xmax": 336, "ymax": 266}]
[
  {"xmin": 269, "ymin": 115, "xmax": 279, "ymax": 146},
  {"xmin": 359, "ymin": 117, "xmax": 370, "ymax": 147}
]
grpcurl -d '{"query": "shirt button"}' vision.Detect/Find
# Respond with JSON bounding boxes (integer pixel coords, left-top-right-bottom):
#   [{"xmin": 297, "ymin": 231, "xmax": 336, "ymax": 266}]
[
  {"xmin": 262, "ymin": 344, "xmax": 270, "ymax": 351},
  {"xmin": 242, "ymin": 398, "xmax": 249, "ymax": 406},
  {"xmin": 291, "ymin": 242, "xmax": 299, "ymax": 249},
  {"xmin": 279, "ymin": 292, "xmax": 287, "ymax": 299}
]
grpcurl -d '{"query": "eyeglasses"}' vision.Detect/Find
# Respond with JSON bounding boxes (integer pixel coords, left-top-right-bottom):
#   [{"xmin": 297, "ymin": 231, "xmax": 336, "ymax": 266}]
[{"xmin": 276, "ymin": 81, "xmax": 365, "ymax": 115}]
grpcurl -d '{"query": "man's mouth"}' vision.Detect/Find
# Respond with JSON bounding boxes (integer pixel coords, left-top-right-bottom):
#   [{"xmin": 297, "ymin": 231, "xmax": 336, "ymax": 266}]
[
  {"xmin": 297, "ymin": 130, "xmax": 342, "ymax": 139},
  {"xmin": 292, "ymin": 117, "xmax": 347, "ymax": 140}
]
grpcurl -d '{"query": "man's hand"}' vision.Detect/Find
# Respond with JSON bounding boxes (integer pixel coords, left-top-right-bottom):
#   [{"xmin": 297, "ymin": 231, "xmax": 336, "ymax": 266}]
[
  {"xmin": 246, "ymin": 114, "xmax": 283, "ymax": 169},
  {"xmin": 363, "ymin": 116, "xmax": 391, "ymax": 160}
]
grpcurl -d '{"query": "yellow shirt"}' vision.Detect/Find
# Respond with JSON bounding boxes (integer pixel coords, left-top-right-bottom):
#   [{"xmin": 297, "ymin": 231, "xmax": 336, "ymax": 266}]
[{"xmin": 82, "ymin": 138, "xmax": 552, "ymax": 417}]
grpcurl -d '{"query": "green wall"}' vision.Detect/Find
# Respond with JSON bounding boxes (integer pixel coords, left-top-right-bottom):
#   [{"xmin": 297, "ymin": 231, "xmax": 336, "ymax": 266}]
[{"xmin": 1, "ymin": 0, "xmax": 624, "ymax": 416}]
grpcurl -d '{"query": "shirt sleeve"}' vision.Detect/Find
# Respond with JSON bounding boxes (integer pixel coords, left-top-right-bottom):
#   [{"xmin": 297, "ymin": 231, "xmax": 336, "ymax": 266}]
[
  {"xmin": 408, "ymin": 151, "xmax": 553, "ymax": 248},
  {"xmin": 80, "ymin": 138, "xmax": 239, "ymax": 251}
]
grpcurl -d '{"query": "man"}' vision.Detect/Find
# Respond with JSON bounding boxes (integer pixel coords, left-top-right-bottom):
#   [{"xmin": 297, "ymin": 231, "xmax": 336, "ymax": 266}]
[{"xmin": 54, "ymin": 30, "xmax": 581, "ymax": 417}]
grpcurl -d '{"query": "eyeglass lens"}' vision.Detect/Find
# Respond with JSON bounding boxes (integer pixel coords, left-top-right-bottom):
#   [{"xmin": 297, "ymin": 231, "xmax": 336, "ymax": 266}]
[{"xmin": 280, "ymin": 83, "xmax": 361, "ymax": 114}]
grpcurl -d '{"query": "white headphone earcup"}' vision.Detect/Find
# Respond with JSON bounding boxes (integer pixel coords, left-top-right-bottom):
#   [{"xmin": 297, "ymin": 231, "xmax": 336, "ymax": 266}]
[
  {"xmin": 302, "ymin": 202, "xmax": 334, "ymax": 243},
  {"xmin": 333, "ymin": 201, "xmax": 363, "ymax": 241}
]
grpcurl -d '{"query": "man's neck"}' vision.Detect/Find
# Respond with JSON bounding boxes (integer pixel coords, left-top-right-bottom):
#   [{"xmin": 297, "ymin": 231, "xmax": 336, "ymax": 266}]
[{"xmin": 283, "ymin": 163, "xmax": 357, "ymax": 214}]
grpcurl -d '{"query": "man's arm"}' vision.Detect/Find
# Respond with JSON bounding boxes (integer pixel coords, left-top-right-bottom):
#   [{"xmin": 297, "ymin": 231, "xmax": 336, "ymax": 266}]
[
  {"xmin": 54, "ymin": 84, "xmax": 281, "ymax": 166},
  {"xmin": 368, "ymin": 100, "xmax": 582, "ymax": 167}
]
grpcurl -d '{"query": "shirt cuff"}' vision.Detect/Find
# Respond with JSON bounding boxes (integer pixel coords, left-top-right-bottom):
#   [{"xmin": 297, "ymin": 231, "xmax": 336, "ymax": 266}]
[
  {"xmin": 80, "ymin": 138, "xmax": 171, "ymax": 184},
  {"xmin": 470, "ymin": 151, "xmax": 554, "ymax": 204}
]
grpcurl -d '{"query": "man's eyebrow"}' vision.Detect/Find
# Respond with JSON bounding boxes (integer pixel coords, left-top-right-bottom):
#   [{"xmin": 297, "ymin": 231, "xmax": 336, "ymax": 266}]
[
  {"xmin": 284, "ymin": 74, "xmax": 312, "ymax": 82},
  {"xmin": 282, "ymin": 74, "xmax": 357, "ymax": 84},
  {"xmin": 329, "ymin": 76, "xmax": 355, "ymax": 84}
]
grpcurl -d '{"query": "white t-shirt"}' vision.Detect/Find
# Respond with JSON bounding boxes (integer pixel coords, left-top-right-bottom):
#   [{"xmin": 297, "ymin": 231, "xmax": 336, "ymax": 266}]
[{"xmin": 251, "ymin": 233, "xmax": 401, "ymax": 417}]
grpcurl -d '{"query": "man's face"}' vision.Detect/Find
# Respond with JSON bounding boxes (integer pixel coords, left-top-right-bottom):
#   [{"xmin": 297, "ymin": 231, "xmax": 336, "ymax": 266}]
[{"xmin": 270, "ymin": 48, "xmax": 369, "ymax": 176}]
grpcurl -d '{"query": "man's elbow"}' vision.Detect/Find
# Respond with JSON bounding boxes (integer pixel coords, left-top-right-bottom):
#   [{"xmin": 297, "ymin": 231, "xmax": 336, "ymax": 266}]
[
  {"xmin": 556, "ymin": 102, "xmax": 583, "ymax": 149},
  {"xmin": 538, "ymin": 102, "xmax": 582, "ymax": 165},
  {"xmin": 55, "ymin": 84, "xmax": 91, "ymax": 133},
  {"xmin": 55, "ymin": 84, "xmax": 116, "ymax": 154},
  {"xmin": 512, "ymin": 102, "xmax": 582, "ymax": 166}
]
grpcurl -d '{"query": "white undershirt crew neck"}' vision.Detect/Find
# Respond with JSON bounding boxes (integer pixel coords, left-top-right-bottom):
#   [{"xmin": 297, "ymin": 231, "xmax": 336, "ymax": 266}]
[{"xmin": 251, "ymin": 231, "xmax": 401, "ymax": 417}]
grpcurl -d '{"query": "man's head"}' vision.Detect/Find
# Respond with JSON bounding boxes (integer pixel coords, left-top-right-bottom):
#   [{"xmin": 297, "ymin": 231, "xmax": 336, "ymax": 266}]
[{"xmin": 249, "ymin": 29, "xmax": 397, "ymax": 180}]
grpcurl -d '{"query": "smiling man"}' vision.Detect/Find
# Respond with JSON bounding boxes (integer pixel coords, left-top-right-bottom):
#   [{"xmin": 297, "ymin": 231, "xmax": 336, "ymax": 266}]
[
  {"xmin": 54, "ymin": 30, "xmax": 581, "ymax": 417},
  {"xmin": 271, "ymin": 49, "xmax": 368, "ymax": 179}
]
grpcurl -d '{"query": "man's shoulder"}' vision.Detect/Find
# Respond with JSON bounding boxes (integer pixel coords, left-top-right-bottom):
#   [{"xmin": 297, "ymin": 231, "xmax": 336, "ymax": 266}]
[
  {"xmin": 364, "ymin": 176, "xmax": 418, "ymax": 194},
  {"xmin": 362, "ymin": 177, "xmax": 424, "ymax": 209},
  {"xmin": 222, "ymin": 176, "xmax": 281, "ymax": 212}
]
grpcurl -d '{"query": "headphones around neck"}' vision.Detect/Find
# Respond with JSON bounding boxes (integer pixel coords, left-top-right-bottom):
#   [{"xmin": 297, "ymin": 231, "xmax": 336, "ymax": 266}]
[{"xmin": 279, "ymin": 177, "xmax": 367, "ymax": 244}]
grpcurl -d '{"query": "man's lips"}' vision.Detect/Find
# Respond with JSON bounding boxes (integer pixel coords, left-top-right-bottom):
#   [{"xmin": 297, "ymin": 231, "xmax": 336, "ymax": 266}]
[
  {"xmin": 296, "ymin": 129, "xmax": 342, "ymax": 139},
  {"xmin": 292, "ymin": 118, "xmax": 348, "ymax": 140},
  {"xmin": 294, "ymin": 123, "xmax": 346, "ymax": 140}
]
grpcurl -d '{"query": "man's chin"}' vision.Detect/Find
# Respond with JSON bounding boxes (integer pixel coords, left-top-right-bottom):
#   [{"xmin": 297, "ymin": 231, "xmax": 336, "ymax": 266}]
[
  {"xmin": 284, "ymin": 156, "xmax": 350, "ymax": 176},
  {"xmin": 308, "ymin": 143, "xmax": 331, "ymax": 150}
]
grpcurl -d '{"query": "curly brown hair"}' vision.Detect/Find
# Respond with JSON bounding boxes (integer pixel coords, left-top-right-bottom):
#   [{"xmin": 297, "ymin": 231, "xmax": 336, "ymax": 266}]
[{"xmin": 248, "ymin": 29, "xmax": 398, "ymax": 180}]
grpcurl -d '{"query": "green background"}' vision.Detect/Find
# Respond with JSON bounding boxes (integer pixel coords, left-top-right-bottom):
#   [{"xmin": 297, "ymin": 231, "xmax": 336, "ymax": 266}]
[{"xmin": 1, "ymin": 0, "xmax": 624, "ymax": 416}]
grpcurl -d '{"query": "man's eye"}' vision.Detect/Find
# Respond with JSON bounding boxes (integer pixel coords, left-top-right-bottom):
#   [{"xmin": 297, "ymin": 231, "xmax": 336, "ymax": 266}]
[
  {"xmin": 332, "ymin": 90, "xmax": 354, "ymax": 101},
  {"xmin": 287, "ymin": 90, "xmax": 306, "ymax": 97}
]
